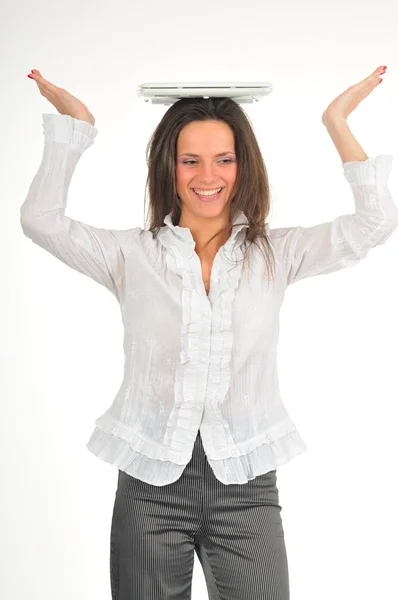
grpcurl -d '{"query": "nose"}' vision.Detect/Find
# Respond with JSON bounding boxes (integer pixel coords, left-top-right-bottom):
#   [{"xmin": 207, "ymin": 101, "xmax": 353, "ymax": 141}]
[{"xmin": 196, "ymin": 162, "xmax": 222, "ymax": 183}]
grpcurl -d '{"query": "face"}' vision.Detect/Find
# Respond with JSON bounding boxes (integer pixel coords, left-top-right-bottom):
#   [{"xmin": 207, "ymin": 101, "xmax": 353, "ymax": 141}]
[{"xmin": 175, "ymin": 120, "xmax": 237, "ymax": 222}]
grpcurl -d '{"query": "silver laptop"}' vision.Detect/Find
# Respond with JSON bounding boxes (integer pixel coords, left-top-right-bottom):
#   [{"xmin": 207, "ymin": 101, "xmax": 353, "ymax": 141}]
[{"xmin": 137, "ymin": 82, "xmax": 273, "ymax": 105}]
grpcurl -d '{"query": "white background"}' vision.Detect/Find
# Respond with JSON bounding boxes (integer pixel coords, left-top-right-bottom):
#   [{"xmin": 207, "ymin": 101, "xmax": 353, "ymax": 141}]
[{"xmin": 2, "ymin": 0, "xmax": 397, "ymax": 598}]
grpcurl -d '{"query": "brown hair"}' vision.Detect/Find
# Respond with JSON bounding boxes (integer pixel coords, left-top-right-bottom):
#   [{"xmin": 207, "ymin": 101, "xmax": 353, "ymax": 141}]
[{"xmin": 143, "ymin": 97, "xmax": 276, "ymax": 285}]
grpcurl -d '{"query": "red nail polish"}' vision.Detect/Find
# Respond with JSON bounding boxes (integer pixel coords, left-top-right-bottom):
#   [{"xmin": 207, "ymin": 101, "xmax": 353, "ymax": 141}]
[{"xmin": 27, "ymin": 74, "xmax": 34, "ymax": 79}]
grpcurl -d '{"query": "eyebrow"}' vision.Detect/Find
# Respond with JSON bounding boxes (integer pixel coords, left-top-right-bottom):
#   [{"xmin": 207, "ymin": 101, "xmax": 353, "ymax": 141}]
[{"xmin": 179, "ymin": 151, "xmax": 235, "ymax": 158}]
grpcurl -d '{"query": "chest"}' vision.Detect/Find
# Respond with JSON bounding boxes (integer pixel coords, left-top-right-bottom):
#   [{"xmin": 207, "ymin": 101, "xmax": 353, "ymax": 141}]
[{"xmin": 200, "ymin": 258, "xmax": 214, "ymax": 296}]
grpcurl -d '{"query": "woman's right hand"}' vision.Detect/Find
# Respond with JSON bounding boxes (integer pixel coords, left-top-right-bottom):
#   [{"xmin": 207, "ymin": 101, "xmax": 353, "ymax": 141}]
[{"xmin": 27, "ymin": 69, "xmax": 96, "ymax": 126}]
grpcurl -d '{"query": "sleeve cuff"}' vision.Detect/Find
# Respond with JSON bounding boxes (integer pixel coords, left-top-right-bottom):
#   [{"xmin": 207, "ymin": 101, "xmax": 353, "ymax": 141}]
[
  {"xmin": 342, "ymin": 154, "xmax": 393, "ymax": 187},
  {"xmin": 42, "ymin": 112, "xmax": 98, "ymax": 151}
]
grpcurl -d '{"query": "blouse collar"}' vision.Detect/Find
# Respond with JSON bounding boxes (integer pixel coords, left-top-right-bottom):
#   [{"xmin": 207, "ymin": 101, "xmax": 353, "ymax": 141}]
[{"xmin": 160, "ymin": 209, "xmax": 250, "ymax": 258}]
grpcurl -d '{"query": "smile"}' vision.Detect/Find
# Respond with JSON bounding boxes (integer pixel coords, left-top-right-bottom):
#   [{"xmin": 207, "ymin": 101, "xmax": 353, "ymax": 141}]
[{"xmin": 192, "ymin": 187, "xmax": 224, "ymax": 202}]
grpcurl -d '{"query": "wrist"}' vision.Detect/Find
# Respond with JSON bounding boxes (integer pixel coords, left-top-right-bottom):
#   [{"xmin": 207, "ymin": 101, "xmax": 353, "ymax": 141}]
[
  {"xmin": 74, "ymin": 112, "xmax": 95, "ymax": 126},
  {"xmin": 322, "ymin": 112, "xmax": 346, "ymax": 129}
]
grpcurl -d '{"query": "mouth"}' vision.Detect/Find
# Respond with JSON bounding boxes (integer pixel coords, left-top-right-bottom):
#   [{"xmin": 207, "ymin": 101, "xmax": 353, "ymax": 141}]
[{"xmin": 191, "ymin": 187, "xmax": 225, "ymax": 202}]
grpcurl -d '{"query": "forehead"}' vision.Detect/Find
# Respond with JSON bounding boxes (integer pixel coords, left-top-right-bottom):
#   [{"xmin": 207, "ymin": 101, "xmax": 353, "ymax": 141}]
[{"xmin": 177, "ymin": 120, "xmax": 235, "ymax": 152}]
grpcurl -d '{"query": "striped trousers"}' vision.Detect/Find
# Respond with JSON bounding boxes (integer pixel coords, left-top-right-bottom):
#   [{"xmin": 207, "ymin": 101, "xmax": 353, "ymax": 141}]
[{"xmin": 110, "ymin": 430, "xmax": 290, "ymax": 599}]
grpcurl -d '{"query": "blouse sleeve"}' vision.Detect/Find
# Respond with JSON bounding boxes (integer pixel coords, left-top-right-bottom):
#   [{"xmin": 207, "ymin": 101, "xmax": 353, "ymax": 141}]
[
  {"xmin": 20, "ymin": 113, "xmax": 130, "ymax": 302},
  {"xmin": 282, "ymin": 155, "xmax": 398, "ymax": 287}
]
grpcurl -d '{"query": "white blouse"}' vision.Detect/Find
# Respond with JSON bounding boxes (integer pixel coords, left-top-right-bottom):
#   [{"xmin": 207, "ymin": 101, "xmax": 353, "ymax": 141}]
[{"xmin": 20, "ymin": 113, "xmax": 398, "ymax": 485}]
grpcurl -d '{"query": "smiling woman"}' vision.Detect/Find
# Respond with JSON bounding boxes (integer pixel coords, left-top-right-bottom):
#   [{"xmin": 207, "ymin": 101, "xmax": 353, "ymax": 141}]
[
  {"xmin": 20, "ymin": 68, "xmax": 398, "ymax": 600},
  {"xmin": 144, "ymin": 96, "xmax": 277, "ymax": 285}
]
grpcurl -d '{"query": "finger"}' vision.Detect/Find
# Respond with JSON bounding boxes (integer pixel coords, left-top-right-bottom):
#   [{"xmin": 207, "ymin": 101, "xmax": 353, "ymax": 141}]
[
  {"xmin": 358, "ymin": 74, "xmax": 380, "ymax": 90},
  {"xmin": 367, "ymin": 66, "xmax": 385, "ymax": 81},
  {"xmin": 30, "ymin": 69, "xmax": 44, "ymax": 81},
  {"xmin": 31, "ymin": 70, "xmax": 56, "ymax": 89}
]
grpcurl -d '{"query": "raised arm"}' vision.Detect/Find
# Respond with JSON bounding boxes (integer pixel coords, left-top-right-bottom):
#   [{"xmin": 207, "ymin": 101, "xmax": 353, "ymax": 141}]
[
  {"xmin": 20, "ymin": 113, "xmax": 128, "ymax": 302},
  {"xmin": 281, "ymin": 66, "xmax": 398, "ymax": 286},
  {"xmin": 20, "ymin": 71, "xmax": 135, "ymax": 302}
]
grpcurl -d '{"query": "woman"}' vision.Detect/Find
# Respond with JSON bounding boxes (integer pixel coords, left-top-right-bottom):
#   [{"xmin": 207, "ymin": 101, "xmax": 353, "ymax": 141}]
[{"xmin": 21, "ymin": 66, "xmax": 396, "ymax": 600}]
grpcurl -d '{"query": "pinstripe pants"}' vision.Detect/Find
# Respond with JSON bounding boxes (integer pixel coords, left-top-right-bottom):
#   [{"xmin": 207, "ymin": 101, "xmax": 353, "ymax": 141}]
[{"xmin": 110, "ymin": 430, "xmax": 290, "ymax": 599}]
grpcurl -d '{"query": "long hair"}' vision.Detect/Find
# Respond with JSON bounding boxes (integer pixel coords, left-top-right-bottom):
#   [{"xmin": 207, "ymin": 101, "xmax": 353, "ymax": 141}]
[{"xmin": 143, "ymin": 97, "xmax": 276, "ymax": 285}]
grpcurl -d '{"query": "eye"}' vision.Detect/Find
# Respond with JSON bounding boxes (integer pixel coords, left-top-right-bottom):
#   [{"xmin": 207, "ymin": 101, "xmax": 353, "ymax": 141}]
[{"xmin": 183, "ymin": 159, "xmax": 234, "ymax": 165}]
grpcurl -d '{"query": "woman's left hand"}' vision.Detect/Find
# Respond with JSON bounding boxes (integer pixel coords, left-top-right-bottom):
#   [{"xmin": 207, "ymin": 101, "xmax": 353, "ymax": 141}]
[{"xmin": 322, "ymin": 65, "xmax": 387, "ymax": 126}]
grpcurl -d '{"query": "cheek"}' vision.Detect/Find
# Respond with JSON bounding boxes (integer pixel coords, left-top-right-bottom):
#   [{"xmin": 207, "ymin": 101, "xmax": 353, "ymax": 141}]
[
  {"xmin": 175, "ymin": 167, "xmax": 189, "ymax": 188},
  {"xmin": 227, "ymin": 167, "xmax": 238, "ymax": 185}
]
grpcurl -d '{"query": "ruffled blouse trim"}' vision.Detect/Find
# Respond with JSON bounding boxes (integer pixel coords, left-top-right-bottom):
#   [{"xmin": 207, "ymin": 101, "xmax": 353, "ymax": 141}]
[
  {"xmin": 86, "ymin": 420, "xmax": 307, "ymax": 485},
  {"xmin": 153, "ymin": 213, "xmax": 250, "ymax": 457}
]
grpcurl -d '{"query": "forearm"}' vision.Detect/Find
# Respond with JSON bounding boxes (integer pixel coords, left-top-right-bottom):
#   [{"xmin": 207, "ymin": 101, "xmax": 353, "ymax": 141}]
[{"xmin": 323, "ymin": 117, "xmax": 368, "ymax": 163}]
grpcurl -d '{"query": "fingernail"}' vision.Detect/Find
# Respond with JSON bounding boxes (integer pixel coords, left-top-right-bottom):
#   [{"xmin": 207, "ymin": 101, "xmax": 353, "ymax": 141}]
[{"xmin": 27, "ymin": 74, "xmax": 34, "ymax": 79}]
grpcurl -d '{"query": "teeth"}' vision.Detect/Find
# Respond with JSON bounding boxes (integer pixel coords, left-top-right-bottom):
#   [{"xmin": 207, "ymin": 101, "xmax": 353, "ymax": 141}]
[{"xmin": 194, "ymin": 187, "xmax": 222, "ymax": 196}]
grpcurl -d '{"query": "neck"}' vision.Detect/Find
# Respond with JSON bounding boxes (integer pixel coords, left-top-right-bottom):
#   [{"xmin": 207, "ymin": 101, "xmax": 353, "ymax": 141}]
[{"xmin": 178, "ymin": 216, "xmax": 231, "ymax": 257}]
